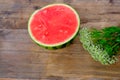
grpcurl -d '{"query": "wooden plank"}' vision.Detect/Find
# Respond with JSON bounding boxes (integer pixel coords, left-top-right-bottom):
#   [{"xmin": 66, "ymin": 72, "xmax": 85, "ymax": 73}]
[
  {"xmin": 0, "ymin": 29, "xmax": 120, "ymax": 80},
  {"xmin": 1, "ymin": 0, "xmax": 120, "ymax": 29},
  {"xmin": 0, "ymin": 51, "xmax": 47, "ymax": 79},
  {"xmin": 1, "ymin": 0, "xmax": 120, "ymax": 79},
  {"xmin": 0, "ymin": 78, "xmax": 32, "ymax": 80}
]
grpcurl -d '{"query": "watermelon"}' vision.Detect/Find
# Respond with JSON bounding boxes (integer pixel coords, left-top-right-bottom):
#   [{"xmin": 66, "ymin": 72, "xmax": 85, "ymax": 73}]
[{"xmin": 28, "ymin": 4, "xmax": 80, "ymax": 49}]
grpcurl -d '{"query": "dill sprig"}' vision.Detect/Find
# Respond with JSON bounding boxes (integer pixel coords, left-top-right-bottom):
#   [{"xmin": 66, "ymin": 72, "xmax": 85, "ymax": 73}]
[{"xmin": 80, "ymin": 26, "xmax": 120, "ymax": 65}]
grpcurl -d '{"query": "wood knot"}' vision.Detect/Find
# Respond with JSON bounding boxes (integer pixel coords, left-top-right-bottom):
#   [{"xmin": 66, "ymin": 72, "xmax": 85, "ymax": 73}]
[
  {"xmin": 109, "ymin": 0, "xmax": 114, "ymax": 4},
  {"xmin": 33, "ymin": 6, "xmax": 40, "ymax": 10}
]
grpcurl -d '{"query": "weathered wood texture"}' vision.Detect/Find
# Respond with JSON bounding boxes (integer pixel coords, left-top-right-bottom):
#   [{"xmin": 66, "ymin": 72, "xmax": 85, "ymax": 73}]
[
  {"xmin": 1, "ymin": 29, "xmax": 120, "ymax": 80},
  {"xmin": 0, "ymin": 0, "xmax": 120, "ymax": 80},
  {"xmin": 1, "ymin": 0, "xmax": 120, "ymax": 29}
]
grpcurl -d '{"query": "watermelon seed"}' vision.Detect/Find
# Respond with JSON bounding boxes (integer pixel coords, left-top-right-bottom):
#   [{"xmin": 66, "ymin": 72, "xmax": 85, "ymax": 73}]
[
  {"xmin": 59, "ymin": 30, "xmax": 63, "ymax": 32},
  {"xmin": 42, "ymin": 35, "xmax": 45, "ymax": 39},
  {"xmin": 34, "ymin": 27, "xmax": 38, "ymax": 30},
  {"xmin": 39, "ymin": 25, "xmax": 42, "ymax": 27},
  {"xmin": 34, "ymin": 25, "xmax": 42, "ymax": 30},
  {"xmin": 43, "ymin": 10, "xmax": 47, "ymax": 14},
  {"xmin": 64, "ymin": 31, "xmax": 68, "ymax": 33},
  {"xmin": 44, "ymin": 32, "xmax": 49, "ymax": 36},
  {"xmin": 39, "ymin": 17, "xmax": 47, "ymax": 29},
  {"xmin": 42, "ymin": 26, "xmax": 47, "ymax": 32},
  {"xmin": 56, "ymin": 7, "xmax": 64, "ymax": 12}
]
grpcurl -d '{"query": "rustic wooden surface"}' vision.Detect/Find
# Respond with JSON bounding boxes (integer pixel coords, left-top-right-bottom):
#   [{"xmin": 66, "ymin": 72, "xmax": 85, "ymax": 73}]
[{"xmin": 0, "ymin": 0, "xmax": 120, "ymax": 80}]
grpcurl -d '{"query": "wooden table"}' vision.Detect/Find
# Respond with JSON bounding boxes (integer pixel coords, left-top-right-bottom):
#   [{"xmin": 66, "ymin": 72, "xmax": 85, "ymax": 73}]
[{"xmin": 0, "ymin": 0, "xmax": 120, "ymax": 80}]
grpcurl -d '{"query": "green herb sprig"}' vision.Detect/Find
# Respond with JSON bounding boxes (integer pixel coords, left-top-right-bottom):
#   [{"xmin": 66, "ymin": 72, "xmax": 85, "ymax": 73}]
[{"xmin": 80, "ymin": 26, "xmax": 120, "ymax": 65}]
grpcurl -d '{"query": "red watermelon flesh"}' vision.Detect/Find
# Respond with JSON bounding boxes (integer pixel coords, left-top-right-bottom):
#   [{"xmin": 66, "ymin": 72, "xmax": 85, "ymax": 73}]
[{"xmin": 29, "ymin": 4, "xmax": 79, "ymax": 46}]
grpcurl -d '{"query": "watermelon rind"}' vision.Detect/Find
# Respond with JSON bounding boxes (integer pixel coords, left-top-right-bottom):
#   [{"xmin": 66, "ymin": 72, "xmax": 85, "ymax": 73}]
[{"xmin": 28, "ymin": 3, "xmax": 80, "ymax": 49}]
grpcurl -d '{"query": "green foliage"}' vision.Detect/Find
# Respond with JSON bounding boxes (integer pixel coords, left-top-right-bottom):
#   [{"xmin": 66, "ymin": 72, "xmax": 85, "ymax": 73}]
[
  {"xmin": 91, "ymin": 26, "xmax": 120, "ymax": 56},
  {"xmin": 80, "ymin": 26, "xmax": 120, "ymax": 65}
]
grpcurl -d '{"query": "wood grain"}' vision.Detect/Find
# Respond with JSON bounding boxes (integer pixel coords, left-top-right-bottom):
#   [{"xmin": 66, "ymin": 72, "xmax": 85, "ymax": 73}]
[
  {"xmin": 1, "ymin": 0, "xmax": 120, "ymax": 29},
  {"xmin": 0, "ymin": 0, "xmax": 120, "ymax": 80},
  {"xmin": 0, "ymin": 29, "xmax": 120, "ymax": 80}
]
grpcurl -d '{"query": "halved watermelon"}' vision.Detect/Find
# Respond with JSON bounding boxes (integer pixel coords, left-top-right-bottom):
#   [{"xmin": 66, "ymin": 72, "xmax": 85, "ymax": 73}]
[{"xmin": 28, "ymin": 4, "xmax": 80, "ymax": 49}]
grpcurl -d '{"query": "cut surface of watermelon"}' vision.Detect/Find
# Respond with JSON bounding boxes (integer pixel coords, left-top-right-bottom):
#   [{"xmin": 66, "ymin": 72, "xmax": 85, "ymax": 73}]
[{"xmin": 28, "ymin": 4, "xmax": 80, "ymax": 48}]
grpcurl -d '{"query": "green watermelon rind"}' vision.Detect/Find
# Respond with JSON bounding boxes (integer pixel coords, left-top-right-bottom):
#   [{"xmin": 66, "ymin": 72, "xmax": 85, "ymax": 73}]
[{"xmin": 28, "ymin": 3, "xmax": 80, "ymax": 49}]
